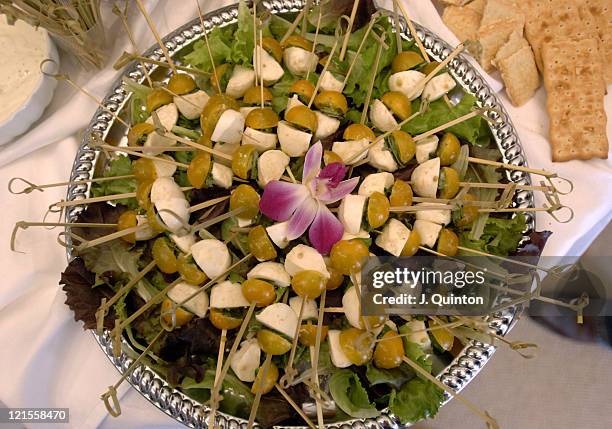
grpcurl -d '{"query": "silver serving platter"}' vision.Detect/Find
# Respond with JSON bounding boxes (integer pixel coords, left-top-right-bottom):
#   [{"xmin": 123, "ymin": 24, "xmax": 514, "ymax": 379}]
[{"xmin": 64, "ymin": 1, "xmax": 535, "ymax": 427}]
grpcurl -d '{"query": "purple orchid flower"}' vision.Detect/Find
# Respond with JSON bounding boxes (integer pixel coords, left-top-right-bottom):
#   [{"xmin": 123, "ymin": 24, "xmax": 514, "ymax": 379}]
[{"xmin": 259, "ymin": 142, "xmax": 359, "ymax": 254}]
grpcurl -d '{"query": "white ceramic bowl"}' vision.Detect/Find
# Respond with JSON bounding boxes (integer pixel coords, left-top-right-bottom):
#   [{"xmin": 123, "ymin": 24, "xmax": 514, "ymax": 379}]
[{"xmin": 0, "ymin": 23, "xmax": 59, "ymax": 146}]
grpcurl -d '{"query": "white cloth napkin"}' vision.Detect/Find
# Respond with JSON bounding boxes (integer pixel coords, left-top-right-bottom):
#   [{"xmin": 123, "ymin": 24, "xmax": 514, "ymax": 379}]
[{"xmin": 0, "ymin": 2, "xmax": 610, "ymax": 429}]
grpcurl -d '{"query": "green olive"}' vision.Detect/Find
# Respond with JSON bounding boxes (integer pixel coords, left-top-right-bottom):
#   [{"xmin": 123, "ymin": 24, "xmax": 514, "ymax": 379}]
[
  {"xmin": 456, "ymin": 194, "xmax": 479, "ymax": 227},
  {"xmin": 313, "ymin": 90, "xmax": 348, "ymax": 118},
  {"xmin": 199, "ymin": 94, "xmax": 240, "ymax": 137},
  {"xmin": 381, "ymin": 91, "xmax": 412, "ymax": 120},
  {"xmin": 262, "ymin": 36, "xmax": 283, "ymax": 62},
  {"xmin": 285, "ymin": 105, "xmax": 318, "ymax": 133},
  {"xmin": 167, "ymin": 73, "xmax": 196, "ymax": 95},
  {"xmin": 289, "ymin": 79, "xmax": 315, "ymax": 104},
  {"xmin": 438, "ymin": 133, "xmax": 461, "ymax": 166},
  {"xmin": 231, "ymin": 144, "xmax": 257, "ymax": 180},
  {"xmin": 243, "ymin": 85, "xmax": 273, "ymax": 106},
  {"xmin": 245, "ymin": 108, "xmax": 279, "ymax": 130},
  {"xmin": 437, "ymin": 228, "xmax": 459, "ymax": 256},
  {"xmin": 390, "ymin": 130, "xmax": 416, "ymax": 165},
  {"xmin": 146, "ymin": 88, "xmax": 173, "ymax": 112},
  {"xmin": 343, "ymin": 124, "xmax": 375, "ymax": 142},
  {"xmin": 440, "ymin": 167, "xmax": 460, "ymax": 199},
  {"xmin": 421, "ymin": 61, "xmax": 442, "ymax": 76},
  {"xmin": 391, "ymin": 51, "xmax": 424, "ymax": 73},
  {"xmin": 127, "ymin": 122, "xmax": 155, "ymax": 146},
  {"xmin": 282, "ymin": 34, "xmax": 312, "ymax": 51}
]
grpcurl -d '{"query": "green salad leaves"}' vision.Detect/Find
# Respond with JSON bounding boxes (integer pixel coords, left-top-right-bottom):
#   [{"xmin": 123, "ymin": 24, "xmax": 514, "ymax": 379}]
[
  {"xmin": 403, "ymin": 94, "xmax": 491, "ymax": 146},
  {"xmin": 389, "ymin": 378, "xmax": 444, "ymax": 423},
  {"xmin": 329, "ymin": 369, "xmax": 379, "ymax": 418},
  {"xmin": 90, "ymin": 156, "xmax": 137, "ymax": 209},
  {"xmin": 183, "ymin": 0, "xmax": 255, "ymax": 71},
  {"xmin": 460, "ymin": 213, "xmax": 527, "ymax": 256}
]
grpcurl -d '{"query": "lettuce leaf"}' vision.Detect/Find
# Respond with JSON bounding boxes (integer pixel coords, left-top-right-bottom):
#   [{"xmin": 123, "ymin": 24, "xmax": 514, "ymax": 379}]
[
  {"xmin": 329, "ymin": 369, "xmax": 379, "ymax": 418},
  {"xmin": 123, "ymin": 77, "xmax": 151, "ymax": 124},
  {"xmin": 90, "ymin": 156, "xmax": 137, "ymax": 209},
  {"xmin": 183, "ymin": 0, "xmax": 254, "ymax": 70},
  {"xmin": 403, "ymin": 94, "xmax": 491, "ymax": 146},
  {"xmin": 182, "ymin": 369, "xmax": 254, "ymax": 417},
  {"xmin": 365, "ymin": 363, "xmax": 415, "ymax": 390},
  {"xmin": 460, "ymin": 213, "xmax": 527, "ymax": 256},
  {"xmin": 344, "ymin": 19, "xmax": 402, "ymax": 107},
  {"xmin": 389, "ymin": 378, "xmax": 444, "ymax": 424},
  {"xmin": 60, "ymin": 257, "xmax": 116, "ymax": 330},
  {"xmin": 229, "ymin": 0, "xmax": 255, "ymax": 66},
  {"xmin": 183, "ymin": 27, "xmax": 233, "ymax": 72},
  {"xmin": 270, "ymin": 73, "xmax": 298, "ymax": 113},
  {"xmin": 399, "ymin": 324, "xmax": 433, "ymax": 376}
]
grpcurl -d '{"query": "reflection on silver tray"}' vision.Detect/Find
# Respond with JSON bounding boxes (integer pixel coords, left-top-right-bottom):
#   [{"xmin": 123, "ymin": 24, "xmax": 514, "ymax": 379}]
[{"xmin": 64, "ymin": 1, "xmax": 535, "ymax": 427}]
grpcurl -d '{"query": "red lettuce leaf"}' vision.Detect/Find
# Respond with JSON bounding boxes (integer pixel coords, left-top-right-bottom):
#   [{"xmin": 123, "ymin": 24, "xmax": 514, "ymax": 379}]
[{"xmin": 60, "ymin": 257, "xmax": 116, "ymax": 330}]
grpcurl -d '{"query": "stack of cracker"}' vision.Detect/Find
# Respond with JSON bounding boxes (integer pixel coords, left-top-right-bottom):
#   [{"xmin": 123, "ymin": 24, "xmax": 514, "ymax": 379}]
[
  {"xmin": 440, "ymin": 0, "xmax": 610, "ymax": 161},
  {"xmin": 442, "ymin": 0, "xmax": 539, "ymax": 107}
]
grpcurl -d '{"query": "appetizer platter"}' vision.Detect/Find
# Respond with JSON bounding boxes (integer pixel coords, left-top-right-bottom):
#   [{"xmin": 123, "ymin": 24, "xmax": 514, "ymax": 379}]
[{"xmin": 9, "ymin": 0, "xmax": 578, "ymax": 428}]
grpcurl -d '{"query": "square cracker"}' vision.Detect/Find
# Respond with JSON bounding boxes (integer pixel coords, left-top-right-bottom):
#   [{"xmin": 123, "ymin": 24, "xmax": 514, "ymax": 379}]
[
  {"xmin": 494, "ymin": 30, "xmax": 530, "ymax": 64},
  {"xmin": 541, "ymin": 37, "xmax": 608, "ymax": 161},
  {"xmin": 497, "ymin": 44, "xmax": 540, "ymax": 106},
  {"xmin": 577, "ymin": 0, "xmax": 612, "ymax": 84},
  {"xmin": 480, "ymin": 0, "xmax": 524, "ymax": 28},
  {"xmin": 521, "ymin": 0, "xmax": 595, "ymax": 71},
  {"xmin": 465, "ymin": 0, "xmax": 487, "ymax": 15},
  {"xmin": 475, "ymin": 17, "xmax": 523, "ymax": 72},
  {"xmin": 443, "ymin": 6, "xmax": 482, "ymax": 42}
]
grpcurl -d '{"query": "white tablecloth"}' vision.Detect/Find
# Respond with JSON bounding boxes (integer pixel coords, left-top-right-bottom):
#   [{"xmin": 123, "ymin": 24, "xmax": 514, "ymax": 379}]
[{"xmin": 0, "ymin": 1, "xmax": 611, "ymax": 428}]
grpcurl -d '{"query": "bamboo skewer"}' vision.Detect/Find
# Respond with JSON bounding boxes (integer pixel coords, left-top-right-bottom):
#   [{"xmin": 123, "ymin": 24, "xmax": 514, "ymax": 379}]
[
  {"xmin": 401, "ymin": 356, "xmax": 500, "ymax": 428},
  {"xmin": 40, "ymin": 60, "xmax": 129, "ymax": 128},
  {"xmin": 135, "ymin": 0, "xmax": 177, "ymax": 74},
  {"xmin": 51, "ymin": 185, "xmax": 192, "ymax": 209},
  {"xmin": 163, "ymin": 131, "xmax": 233, "ymax": 160},
  {"xmin": 281, "ymin": 8, "xmax": 307, "ymax": 44},
  {"xmin": 11, "ymin": 221, "xmax": 116, "ymax": 252},
  {"xmin": 247, "ymin": 353, "xmax": 273, "ymax": 429},
  {"xmin": 301, "ymin": 0, "xmax": 313, "ymax": 35},
  {"xmin": 311, "ymin": 288, "xmax": 326, "ymax": 429},
  {"xmin": 280, "ymin": 297, "xmax": 307, "ymax": 388},
  {"xmin": 275, "ymin": 384, "xmax": 317, "ymax": 429},
  {"xmin": 392, "ymin": 0, "xmax": 403, "ymax": 55},
  {"xmin": 209, "ymin": 303, "xmax": 256, "ymax": 415},
  {"xmin": 92, "ymin": 142, "xmax": 190, "ymax": 168},
  {"xmin": 413, "ymin": 109, "xmax": 484, "ymax": 143},
  {"xmin": 305, "ymin": 6, "xmax": 322, "ymax": 82},
  {"xmin": 115, "ymin": 52, "xmax": 210, "ymax": 76},
  {"xmin": 188, "ymin": 195, "xmax": 229, "ymax": 213},
  {"xmin": 195, "ymin": 0, "xmax": 220, "ymax": 91},
  {"xmin": 342, "ymin": 13, "xmax": 379, "ymax": 87},
  {"xmin": 95, "ymin": 260, "xmax": 157, "ymax": 333},
  {"xmin": 207, "ymin": 328, "xmax": 227, "ymax": 428},
  {"xmin": 393, "ymin": 0, "xmax": 430, "ymax": 62},
  {"xmin": 8, "ymin": 175, "xmax": 135, "ymax": 195},
  {"xmin": 360, "ymin": 29, "xmax": 386, "ymax": 125},
  {"xmin": 345, "ymin": 105, "xmax": 427, "ymax": 164},
  {"xmin": 308, "ymin": 40, "xmax": 340, "ymax": 108},
  {"xmin": 112, "ymin": 3, "xmax": 152, "ymax": 87},
  {"xmin": 101, "ymin": 328, "xmax": 166, "ymax": 417},
  {"xmin": 339, "ymin": 0, "xmax": 359, "ymax": 61}
]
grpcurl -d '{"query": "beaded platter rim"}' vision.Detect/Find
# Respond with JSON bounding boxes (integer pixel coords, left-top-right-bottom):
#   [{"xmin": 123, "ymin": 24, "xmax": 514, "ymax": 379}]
[{"xmin": 64, "ymin": 1, "xmax": 534, "ymax": 428}]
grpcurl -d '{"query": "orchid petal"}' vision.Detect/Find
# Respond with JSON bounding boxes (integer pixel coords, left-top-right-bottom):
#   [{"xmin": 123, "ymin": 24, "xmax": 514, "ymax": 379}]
[
  {"xmin": 286, "ymin": 196, "xmax": 318, "ymax": 240},
  {"xmin": 318, "ymin": 162, "xmax": 347, "ymax": 187},
  {"xmin": 316, "ymin": 177, "xmax": 360, "ymax": 204},
  {"xmin": 302, "ymin": 141, "xmax": 323, "ymax": 183},
  {"xmin": 309, "ymin": 203, "xmax": 344, "ymax": 254},
  {"xmin": 259, "ymin": 181, "xmax": 309, "ymax": 221}
]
